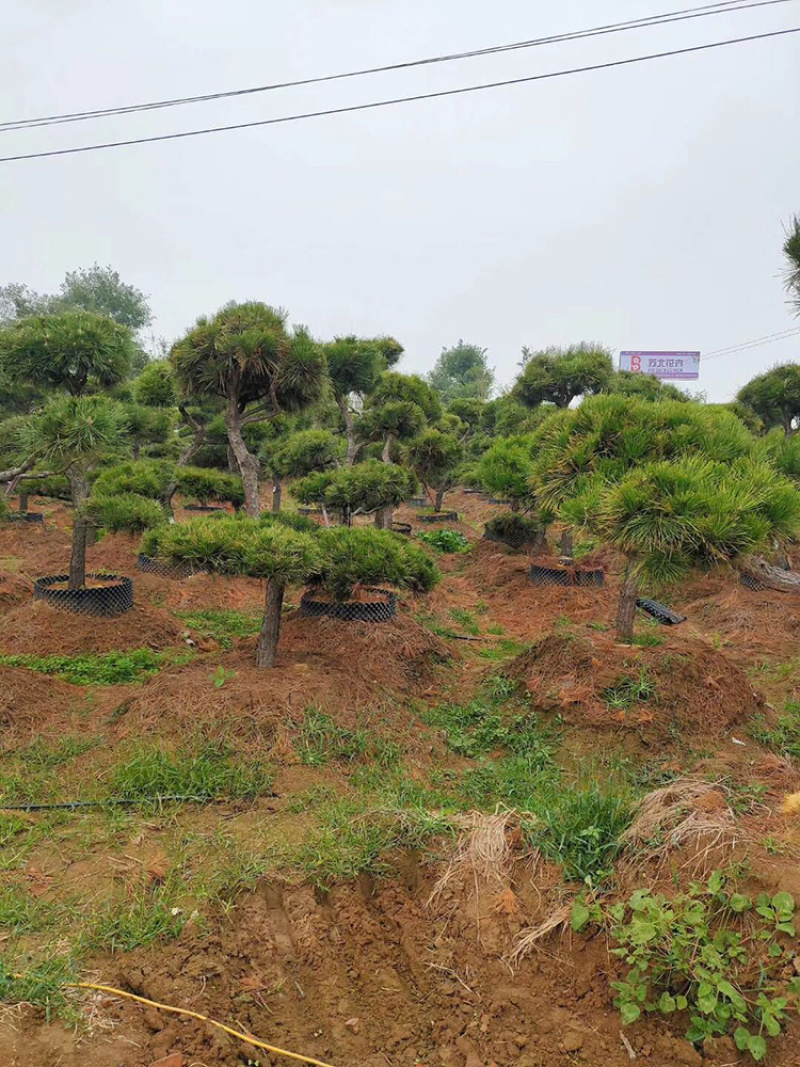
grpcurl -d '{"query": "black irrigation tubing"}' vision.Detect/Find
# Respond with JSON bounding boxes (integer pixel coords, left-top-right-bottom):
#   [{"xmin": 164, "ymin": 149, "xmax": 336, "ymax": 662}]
[{"xmin": 0, "ymin": 794, "xmax": 240, "ymax": 812}]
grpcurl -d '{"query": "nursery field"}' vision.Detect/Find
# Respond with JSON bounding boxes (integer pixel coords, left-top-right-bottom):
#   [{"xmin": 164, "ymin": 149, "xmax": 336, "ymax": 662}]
[{"xmin": 1, "ymin": 488, "xmax": 800, "ymax": 1067}]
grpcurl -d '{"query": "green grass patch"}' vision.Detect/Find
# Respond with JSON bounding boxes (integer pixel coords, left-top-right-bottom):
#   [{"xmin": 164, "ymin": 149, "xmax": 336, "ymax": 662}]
[
  {"xmin": 447, "ymin": 608, "xmax": 480, "ymax": 636},
  {"xmin": 294, "ymin": 709, "xmax": 401, "ymax": 768},
  {"xmin": 176, "ymin": 609, "xmax": 262, "ymax": 650},
  {"xmin": 0, "ymin": 648, "xmax": 193, "ymax": 686},
  {"xmin": 0, "ymin": 956, "xmax": 80, "ymax": 1023},
  {"xmin": 109, "ymin": 742, "xmax": 272, "ymax": 802},
  {"xmin": 750, "ymin": 702, "xmax": 800, "ymax": 758},
  {"xmin": 601, "ymin": 667, "xmax": 656, "ymax": 712},
  {"xmin": 424, "ymin": 677, "xmax": 555, "ymax": 759},
  {"xmin": 87, "ymin": 885, "xmax": 187, "ymax": 953},
  {"xmin": 524, "ymin": 782, "xmax": 632, "ymax": 882}
]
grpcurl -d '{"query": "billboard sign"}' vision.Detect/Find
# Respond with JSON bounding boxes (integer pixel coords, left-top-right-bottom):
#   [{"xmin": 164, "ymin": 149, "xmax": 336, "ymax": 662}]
[{"xmin": 619, "ymin": 351, "xmax": 700, "ymax": 381}]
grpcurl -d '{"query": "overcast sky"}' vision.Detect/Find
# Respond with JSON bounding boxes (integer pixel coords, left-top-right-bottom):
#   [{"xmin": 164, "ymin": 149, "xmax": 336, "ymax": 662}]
[{"xmin": 2, "ymin": 0, "xmax": 798, "ymax": 400}]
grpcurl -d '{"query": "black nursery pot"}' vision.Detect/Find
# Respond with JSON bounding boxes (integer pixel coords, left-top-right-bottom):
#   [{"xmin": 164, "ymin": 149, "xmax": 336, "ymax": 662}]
[
  {"xmin": 418, "ymin": 512, "xmax": 459, "ymax": 523},
  {"xmin": 9, "ymin": 512, "xmax": 44, "ymax": 524},
  {"xmin": 33, "ymin": 573, "xmax": 134, "ymax": 617},
  {"xmin": 184, "ymin": 504, "xmax": 227, "ymax": 514},
  {"xmin": 136, "ymin": 553, "xmax": 199, "ymax": 580},
  {"xmin": 299, "ymin": 588, "xmax": 397, "ymax": 623}
]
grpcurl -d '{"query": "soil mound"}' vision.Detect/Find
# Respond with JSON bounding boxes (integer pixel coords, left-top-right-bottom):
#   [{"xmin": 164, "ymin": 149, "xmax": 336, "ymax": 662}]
[
  {"xmin": 0, "ymin": 599, "xmax": 187, "ymax": 655},
  {"xmin": 509, "ymin": 630, "xmax": 763, "ymax": 735},
  {"xmin": 0, "ymin": 666, "xmax": 106, "ymax": 741},
  {"xmin": 113, "ymin": 610, "xmax": 449, "ymax": 750},
  {"xmin": 0, "ymin": 570, "xmax": 30, "ymax": 607}
]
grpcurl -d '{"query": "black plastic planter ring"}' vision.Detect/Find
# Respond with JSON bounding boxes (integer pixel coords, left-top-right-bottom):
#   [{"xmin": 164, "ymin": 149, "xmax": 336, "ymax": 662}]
[
  {"xmin": 740, "ymin": 572, "xmax": 766, "ymax": 591},
  {"xmin": 184, "ymin": 504, "xmax": 227, "ymax": 515},
  {"xmin": 298, "ymin": 508, "xmax": 324, "ymax": 516},
  {"xmin": 137, "ymin": 553, "xmax": 200, "ymax": 580},
  {"xmin": 575, "ymin": 568, "xmax": 604, "ymax": 587},
  {"xmin": 530, "ymin": 564, "xmax": 571, "ymax": 587},
  {"xmin": 636, "ymin": 597, "xmax": 686, "ymax": 625},
  {"xmin": 33, "ymin": 573, "xmax": 134, "ymax": 617},
  {"xmin": 418, "ymin": 512, "xmax": 459, "ymax": 523},
  {"xmin": 9, "ymin": 512, "xmax": 44, "ymax": 524},
  {"xmin": 299, "ymin": 588, "xmax": 396, "ymax": 623},
  {"xmin": 391, "ymin": 522, "xmax": 412, "ymax": 536}
]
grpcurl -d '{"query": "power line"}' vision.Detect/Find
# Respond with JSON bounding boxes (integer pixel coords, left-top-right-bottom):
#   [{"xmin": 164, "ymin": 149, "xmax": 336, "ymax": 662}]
[
  {"xmin": 0, "ymin": 0, "xmax": 794, "ymax": 133},
  {"xmin": 702, "ymin": 326, "xmax": 800, "ymax": 361},
  {"xmin": 1, "ymin": 26, "xmax": 797, "ymax": 164}
]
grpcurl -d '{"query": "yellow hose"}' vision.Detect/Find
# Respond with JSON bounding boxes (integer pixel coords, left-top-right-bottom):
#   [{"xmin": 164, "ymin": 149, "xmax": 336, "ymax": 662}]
[{"xmin": 74, "ymin": 982, "xmax": 339, "ymax": 1067}]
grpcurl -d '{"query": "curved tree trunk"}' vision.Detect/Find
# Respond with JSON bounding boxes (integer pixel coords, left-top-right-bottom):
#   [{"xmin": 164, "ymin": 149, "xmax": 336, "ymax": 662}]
[
  {"xmin": 738, "ymin": 554, "xmax": 800, "ymax": 592},
  {"xmin": 375, "ymin": 506, "xmax": 393, "ymax": 529},
  {"xmin": 381, "ymin": 434, "xmax": 394, "ymax": 463},
  {"xmin": 272, "ymin": 480, "xmax": 282, "ymax": 513},
  {"xmin": 256, "ymin": 581, "xmax": 285, "ymax": 668},
  {"xmin": 225, "ymin": 398, "xmax": 261, "ymax": 518},
  {"xmin": 434, "ymin": 488, "xmax": 445, "ymax": 512},
  {"xmin": 18, "ymin": 491, "xmax": 29, "ymax": 514},
  {"xmin": 616, "ymin": 560, "xmax": 639, "ymax": 643},
  {"xmin": 162, "ymin": 408, "xmax": 207, "ymax": 515}
]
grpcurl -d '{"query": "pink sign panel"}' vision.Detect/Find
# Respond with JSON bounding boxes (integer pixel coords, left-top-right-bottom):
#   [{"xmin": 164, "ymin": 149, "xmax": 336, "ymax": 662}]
[{"xmin": 619, "ymin": 351, "xmax": 700, "ymax": 380}]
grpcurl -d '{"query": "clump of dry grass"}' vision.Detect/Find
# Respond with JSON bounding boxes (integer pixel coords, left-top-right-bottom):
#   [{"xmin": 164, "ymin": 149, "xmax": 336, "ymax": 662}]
[
  {"xmin": 428, "ymin": 809, "xmax": 517, "ymax": 905},
  {"xmin": 620, "ymin": 778, "xmax": 742, "ymax": 877}
]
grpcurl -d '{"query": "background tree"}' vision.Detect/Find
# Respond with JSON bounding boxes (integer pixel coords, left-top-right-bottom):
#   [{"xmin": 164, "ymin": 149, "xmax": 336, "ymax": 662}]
[
  {"xmin": 22, "ymin": 396, "xmax": 129, "ymax": 588},
  {"xmin": 56, "ymin": 264, "xmax": 152, "ymax": 332},
  {"xmin": 171, "ymin": 302, "xmax": 325, "ymax": 518},
  {"xmin": 325, "ymin": 335, "xmax": 402, "ymax": 465},
  {"xmin": 428, "ymin": 341, "xmax": 494, "ymax": 402},
  {"xmin": 361, "ymin": 371, "xmax": 441, "ymax": 462},
  {"xmin": 783, "ymin": 215, "xmax": 800, "ymax": 316},
  {"xmin": 515, "ymin": 343, "xmax": 613, "ymax": 409},
  {"xmin": 405, "ymin": 428, "xmax": 463, "ymax": 511},
  {"xmin": 0, "ymin": 311, "xmax": 135, "ymax": 397},
  {"xmin": 737, "ymin": 364, "xmax": 800, "ymax": 436},
  {"xmin": 294, "ymin": 460, "xmax": 415, "ymax": 527},
  {"xmin": 604, "ymin": 370, "xmax": 689, "ymax": 402}
]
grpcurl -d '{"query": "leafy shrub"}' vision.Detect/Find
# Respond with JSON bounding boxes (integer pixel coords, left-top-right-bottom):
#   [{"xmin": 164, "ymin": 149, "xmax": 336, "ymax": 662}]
[
  {"xmin": 177, "ymin": 466, "xmax": 245, "ymax": 506},
  {"xmin": 309, "ymin": 526, "xmax": 440, "ymax": 602},
  {"xmin": 93, "ymin": 459, "xmax": 174, "ymax": 500},
  {"xmin": 417, "ymin": 529, "xmax": 469, "ymax": 553},
  {"xmin": 574, "ymin": 873, "xmax": 799, "ymax": 1061},
  {"xmin": 86, "ymin": 492, "xmax": 165, "ymax": 534}
]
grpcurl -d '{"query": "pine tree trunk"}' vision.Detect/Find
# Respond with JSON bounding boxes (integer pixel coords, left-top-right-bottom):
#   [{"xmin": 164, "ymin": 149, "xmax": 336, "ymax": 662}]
[
  {"xmin": 272, "ymin": 480, "xmax": 282, "ymax": 513},
  {"xmin": 434, "ymin": 488, "xmax": 445, "ymax": 512},
  {"xmin": 375, "ymin": 505, "xmax": 393, "ymax": 529},
  {"xmin": 162, "ymin": 414, "xmax": 207, "ymax": 514},
  {"xmin": 616, "ymin": 560, "xmax": 639, "ymax": 643},
  {"xmin": 256, "ymin": 581, "xmax": 285, "ymax": 668},
  {"xmin": 225, "ymin": 399, "xmax": 261, "ymax": 518},
  {"xmin": 337, "ymin": 395, "xmax": 359, "ymax": 466},
  {"xmin": 381, "ymin": 435, "xmax": 394, "ymax": 463},
  {"xmin": 67, "ymin": 470, "xmax": 90, "ymax": 590},
  {"xmin": 510, "ymin": 498, "xmax": 521, "ymax": 513},
  {"xmin": 227, "ymin": 443, "xmax": 237, "ymax": 473},
  {"xmin": 69, "ymin": 519, "xmax": 88, "ymax": 590},
  {"xmin": 560, "ymin": 528, "xmax": 573, "ymax": 562},
  {"xmin": 18, "ymin": 491, "xmax": 29, "ymax": 513}
]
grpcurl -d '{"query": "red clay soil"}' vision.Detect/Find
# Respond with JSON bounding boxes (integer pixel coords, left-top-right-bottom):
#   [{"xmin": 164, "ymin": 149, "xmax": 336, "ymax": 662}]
[
  {"xmin": 0, "ymin": 599, "xmax": 188, "ymax": 655},
  {"xmin": 108, "ymin": 610, "xmax": 450, "ymax": 752},
  {"xmin": 4, "ymin": 855, "xmax": 800, "ymax": 1067},
  {"xmin": 509, "ymin": 629, "xmax": 764, "ymax": 736}
]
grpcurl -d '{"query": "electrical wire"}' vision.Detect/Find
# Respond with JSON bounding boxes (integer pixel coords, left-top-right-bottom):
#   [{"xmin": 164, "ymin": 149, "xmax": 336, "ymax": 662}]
[
  {"xmin": 702, "ymin": 326, "xmax": 800, "ymax": 361},
  {"xmin": 1, "ymin": 26, "xmax": 797, "ymax": 164},
  {"xmin": 1, "ymin": 0, "xmax": 794, "ymax": 132}
]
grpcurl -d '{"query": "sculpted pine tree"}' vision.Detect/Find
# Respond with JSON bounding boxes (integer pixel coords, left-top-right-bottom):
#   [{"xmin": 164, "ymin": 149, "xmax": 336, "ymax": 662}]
[{"xmin": 171, "ymin": 303, "xmax": 325, "ymax": 517}]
